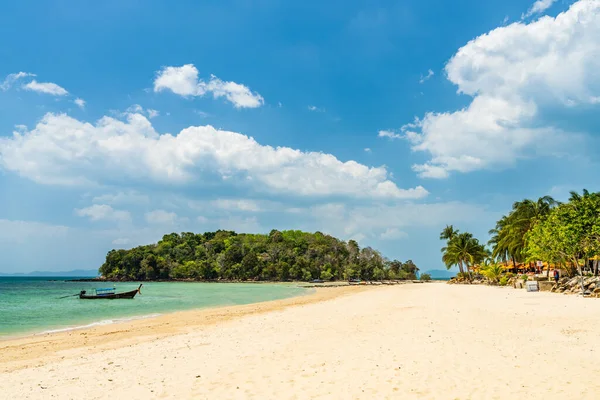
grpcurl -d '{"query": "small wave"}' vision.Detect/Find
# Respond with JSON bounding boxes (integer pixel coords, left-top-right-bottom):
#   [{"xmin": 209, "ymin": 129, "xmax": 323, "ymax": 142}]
[{"xmin": 36, "ymin": 313, "xmax": 162, "ymax": 335}]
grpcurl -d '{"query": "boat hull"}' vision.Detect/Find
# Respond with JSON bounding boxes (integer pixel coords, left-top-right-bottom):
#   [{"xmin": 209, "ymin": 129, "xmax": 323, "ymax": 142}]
[
  {"xmin": 79, "ymin": 290, "xmax": 138, "ymax": 299},
  {"xmin": 79, "ymin": 284, "xmax": 142, "ymax": 300}
]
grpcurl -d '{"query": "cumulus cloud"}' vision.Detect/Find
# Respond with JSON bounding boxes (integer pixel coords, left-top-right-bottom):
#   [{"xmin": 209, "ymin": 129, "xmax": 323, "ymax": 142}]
[
  {"xmin": 75, "ymin": 204, "xmax": 132, "ymax": 222},
  {"xmin": 123, "ymin": 104, "xmax": 159, "ymax": 119},
  {"xmin": 1, "ymin": 72, "xmax": 35, "ymax": 91},
  {"xmin": 23, "ymin": 80, "xmax": 69, "ymax": 96},
  {"xmin": 523, "ymin": 0, "xmax": 558, "ymax": 19},
  {"xmin": 74, "ymin": 98, "xmax": 86, "ymax": 109},
  {"xmin": 0, "ymin": 112, "xmax": 427, "ymax": 200},
  {"xmin": 402, "ymin": 0, "xmax": 600, "ymax": 178},
  {"xmin": 419, "ymin": 69, "xmax": 434, "ymax": 84},
  {"xmin": 154, "ymin": 64, "xmax": 264, "ymax": 108},
  {"xmin": 145, "ymin": 209, "xmax": 178, "ymax": 225},
  {"xmin": 378, "ymin": 130, "xmax": 402, "ymax": 139}
]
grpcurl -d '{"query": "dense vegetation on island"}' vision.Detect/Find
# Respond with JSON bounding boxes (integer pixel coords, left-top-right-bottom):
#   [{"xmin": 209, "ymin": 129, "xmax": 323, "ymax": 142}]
[
  {"xmin": 441, "ymin": 189, "xmax": 600, "ymax": 283},
  {"xmin": 99, "ymin": 230, "xmax": 420, "ymax": 281}
]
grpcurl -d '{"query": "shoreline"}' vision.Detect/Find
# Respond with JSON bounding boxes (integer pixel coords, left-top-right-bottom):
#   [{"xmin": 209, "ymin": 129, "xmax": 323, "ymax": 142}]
[
  {"xmin": 3, "ymin": 284, "xmax": 600, "ymax": 398},
  {"xmin": 0, "ymin": 285, "xmax": 368, "ymax": 373}
]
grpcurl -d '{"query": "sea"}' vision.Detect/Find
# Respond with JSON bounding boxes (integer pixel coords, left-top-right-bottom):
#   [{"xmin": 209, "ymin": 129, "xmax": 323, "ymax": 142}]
[{"xmin": 0, "ymin": 277, "xmax": 308, "ymax": 338}]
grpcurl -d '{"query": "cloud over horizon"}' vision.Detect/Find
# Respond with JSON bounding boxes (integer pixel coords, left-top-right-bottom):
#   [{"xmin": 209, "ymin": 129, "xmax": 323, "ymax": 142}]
[
  {"xmin": 153, "ymin": 64, "xmax": 264, "ymax": 109},
  {"xmin": 395, "ymin": 0, "xmax": 599, "ymax": 179},
  {"xmin": 0, "ymin": 112, "xmax": 427, "ymax": 200}
]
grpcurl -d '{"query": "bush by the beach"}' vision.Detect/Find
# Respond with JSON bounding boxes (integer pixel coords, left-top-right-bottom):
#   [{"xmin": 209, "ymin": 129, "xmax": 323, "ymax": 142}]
[
  {"xmin": 420, "ymin": 273, "xmax": 431, "ymax": 281},
  {"xmin": 99, "ymin": 230, "xmax": 420, "ymax": 282}
]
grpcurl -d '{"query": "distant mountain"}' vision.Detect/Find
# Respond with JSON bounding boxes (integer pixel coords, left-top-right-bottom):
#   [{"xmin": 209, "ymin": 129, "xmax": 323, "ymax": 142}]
[
  {"xmin": 422, "ymin": 269, "xmax": 456, "ymax": 279},
  {"xmin": 0, "ymin": 269, "xmax": 99, "ymax": 277}
]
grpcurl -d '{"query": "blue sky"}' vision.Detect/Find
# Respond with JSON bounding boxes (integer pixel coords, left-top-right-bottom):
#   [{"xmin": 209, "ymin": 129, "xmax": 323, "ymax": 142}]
[{"xmin": 1, "ymin": 0, "xmax": 599, "ymax": 273}]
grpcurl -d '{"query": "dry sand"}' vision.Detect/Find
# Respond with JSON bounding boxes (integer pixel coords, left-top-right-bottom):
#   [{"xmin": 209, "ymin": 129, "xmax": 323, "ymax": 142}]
[{"xmin": 2, "ymin": 283, "xmax": 600, "ymax": 399}]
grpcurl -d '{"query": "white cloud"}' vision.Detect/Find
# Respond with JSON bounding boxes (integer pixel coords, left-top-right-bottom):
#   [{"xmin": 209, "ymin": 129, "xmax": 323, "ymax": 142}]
[
  {"xmin": 403, "ymin": 0, "xmax": 600, "ymax": 178},
  {"xmin": 23, "ymin": 80, "xmax": 69, "ymax": 96},
  {"xmin": 419, "ymin": 69, "xmax": 434, "ymax": 84},
  {"xmin": 123, "ymin": 104, "xmax": 159, "ymax": 119},
  {"xmin": 379, "ymin": 227, "xmax": 408, "ymax": 240},
  {"xmin": 308, "ymin": 105, "xmax": 325, "ymax": 112},
  {"xmin": 0, "ymin": 112, "xmax": 427, "ymax": 200},
  {"xmin": 126, "ymin": 104, "xmax": 143, "ymax": 113},
  {"xmin": 1, "ymin": 72, "xmax": 35, "ymax": 91},
  {"xmin": 523, "ymin": 0, "xmax": 558, "ymax": 19},
  {"xmin": 364, "ymin": 148, "xmax": 372, "ymax": 153},
  {"xmin": 74, "ymin": 98, "xmax": 86, "ymax": 109},
  {"xmin": 378, "ymin": 130, "xmax": 402, "ymax": 139},
  {"xmin": 75, "ymin": 204, "xmax": 132, "ymax": 222},
  {"xmin": 154, "ymin": 64, "xmax": 264, "ymax": 108},
  {"xmin": 145, "ymin": 209, "xmax": 178, "ymax": 225},
  {"xmin": 0, "ymin": 219, "xmax": 68, "ymax": 243}
]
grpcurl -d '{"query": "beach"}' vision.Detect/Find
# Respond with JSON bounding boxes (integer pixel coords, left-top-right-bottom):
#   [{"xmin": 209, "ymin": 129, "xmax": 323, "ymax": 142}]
[{"xmin": 2, "ymin": 283, "xmax": 600, "ymax": 399}]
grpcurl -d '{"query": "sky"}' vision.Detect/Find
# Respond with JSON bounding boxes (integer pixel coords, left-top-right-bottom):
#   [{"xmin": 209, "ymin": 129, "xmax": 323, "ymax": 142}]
[{"xmin": 1, "ymin": 0, "xmax": 599, "ymax": 273}]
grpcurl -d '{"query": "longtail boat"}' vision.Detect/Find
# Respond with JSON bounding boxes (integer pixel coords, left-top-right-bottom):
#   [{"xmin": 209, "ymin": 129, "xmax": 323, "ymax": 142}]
[{"xmin": 79, "ymin": 284, "xmax": 142, "ymax": 300}]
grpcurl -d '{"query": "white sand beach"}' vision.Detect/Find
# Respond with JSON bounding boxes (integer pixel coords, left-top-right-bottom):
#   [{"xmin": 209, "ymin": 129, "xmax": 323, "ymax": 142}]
[{"xmin": 2, "ymin": 283, "xmax": 600, "ymax": 399}]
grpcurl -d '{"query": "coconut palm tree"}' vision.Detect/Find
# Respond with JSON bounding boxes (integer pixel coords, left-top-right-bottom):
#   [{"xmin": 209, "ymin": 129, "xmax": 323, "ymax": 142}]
[
  {"xmin": 440, "ymin": 225, "xmax": 459, "ymax": 241},
  {"xmin": 489, "ymin": 196, "xmax": 558, "ymax": 268},
  {"xmin": 442, "ymin": 232, "xmax": 487, "ymax": 276}
]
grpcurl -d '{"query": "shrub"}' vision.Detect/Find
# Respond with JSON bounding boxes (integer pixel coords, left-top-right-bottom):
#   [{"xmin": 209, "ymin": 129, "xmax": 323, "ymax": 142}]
[
  {"xmin": 420, "ymin": 273, "xmax": 432, "ymax": 281},
  {"xmin": 456, "ymin": 272, "xmax": 471, "ymax": 281},
  {"xmin": 499, "ymin": 276, "xmax": 509, "ymax": 286}
]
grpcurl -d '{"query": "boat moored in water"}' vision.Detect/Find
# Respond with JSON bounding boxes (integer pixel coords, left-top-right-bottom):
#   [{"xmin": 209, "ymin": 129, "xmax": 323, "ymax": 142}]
[{"xmin": 79, "ymin": 284, "xmax": 142, "ymax": 299}]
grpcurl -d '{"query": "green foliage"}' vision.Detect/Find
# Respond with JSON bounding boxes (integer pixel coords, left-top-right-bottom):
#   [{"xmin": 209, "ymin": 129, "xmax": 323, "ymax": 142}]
[
  {"xmin": 100, "ymin": 229, "xmax": 418, "ymax": 282},
  {"xmin": 420, "ymin": 273, "xmax": 432, "ymax": 281},
  {"xmin": 481, "ymin": 263, "xmax": 504, "ymax": 284},
  {"xmin": 524, "ymin": 190, "xmax": 600, "ymax": 277},
  {"xmin": 440, "ymin": 230, "xmax": 487, "ymax": 275},
  {"xmin": 499, "ymin": 276, "xmax": 509, "ymax": 286},
  {"xmin": 489, "ymin": 196, "xmax": 557, "ymax": 265}
]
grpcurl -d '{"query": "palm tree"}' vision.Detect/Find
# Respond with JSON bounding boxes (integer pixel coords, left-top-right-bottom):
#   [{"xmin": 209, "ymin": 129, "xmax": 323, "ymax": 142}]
[
  {"xmin": 442, "ymin": 232, "xmax": 487, "ymax": 276},
  {"xmin": 440, "ymin": 225, "xmax": 459, "ymax": 241},
  {"xmin": 482, "ymin": 263, "xmax": 505, "ymax": 284},
  {"xmin": 489, "ymin": 196, "xmax": 558, "ymax": 269}
]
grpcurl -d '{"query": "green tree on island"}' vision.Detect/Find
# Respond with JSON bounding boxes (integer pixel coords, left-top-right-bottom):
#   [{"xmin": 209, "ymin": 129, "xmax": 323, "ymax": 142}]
[{"xmin": 99, "ymin": 230, "xmax": 420, "ymax": 282}]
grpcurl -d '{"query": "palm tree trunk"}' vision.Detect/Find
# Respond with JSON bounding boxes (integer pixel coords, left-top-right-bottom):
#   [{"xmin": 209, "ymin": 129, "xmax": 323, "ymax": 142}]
[
  {"xmin": 573, "ymin": 256, "xmax": 585, "ymax": 294},
  {"xmin": 458, "ymin": 261, "xmax": 464, "ymax": 274},
  {"xmin": 511, "ymin": 256, "xmax": 517, "ymax": 274}
]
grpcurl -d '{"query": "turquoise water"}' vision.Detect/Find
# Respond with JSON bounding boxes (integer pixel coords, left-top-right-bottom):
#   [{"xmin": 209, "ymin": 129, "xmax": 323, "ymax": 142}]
[{"xmin": 0, "ymin": 277, "xmax": 308, "ymax": 337}]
